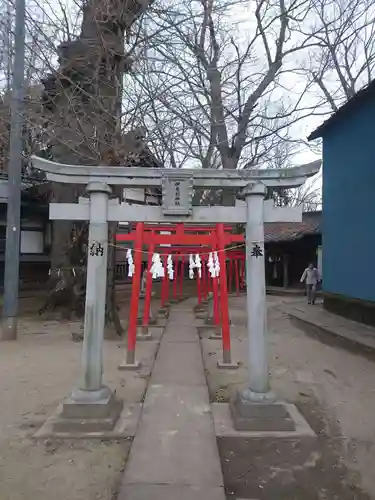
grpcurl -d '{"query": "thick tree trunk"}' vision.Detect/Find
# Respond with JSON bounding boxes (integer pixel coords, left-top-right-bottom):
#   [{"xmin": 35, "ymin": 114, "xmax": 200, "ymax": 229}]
[
  {"xmin": 50, "ymin": 184, "xmax": 79, "ymax": 272},
  {"xmin": 40, "ymin": 0, "xmax": 155, "ymax": 324}
]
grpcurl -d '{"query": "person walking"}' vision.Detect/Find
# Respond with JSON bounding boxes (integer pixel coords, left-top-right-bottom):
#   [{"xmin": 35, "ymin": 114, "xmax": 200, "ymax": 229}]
[{"xmin": 300, "ymin": 263, "xmax": 320, "ymax": 304}]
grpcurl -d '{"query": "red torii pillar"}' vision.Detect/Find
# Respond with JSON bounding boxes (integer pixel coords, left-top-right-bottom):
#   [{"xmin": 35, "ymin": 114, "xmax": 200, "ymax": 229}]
[
  {"xmin": 179, "ymin": 256, "xmax": 184, "ymax": 300},
  {"xmin": 140, "ymin": 230, "xmax": 155, "ymax": 337},
  {"xmin": 228, "ymin": 257, "xmax": 234, "ymax": 294},
  {"xmin": 216, "ymin": 223, "xmax": 236, "ymax": 367},
  {"xmin": 119, "ymin": 222, "xmax": 143, "ymax": 369},
  {"xmin": 173, "ymin": 254, "xmax": 179, "ymax": 302}
]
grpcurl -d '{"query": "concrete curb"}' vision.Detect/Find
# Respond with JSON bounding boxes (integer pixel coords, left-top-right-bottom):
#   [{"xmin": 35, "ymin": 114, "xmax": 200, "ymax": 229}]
[{"xmin": 285, "ymin": 312, "xmax": 375, "ymax": 361}]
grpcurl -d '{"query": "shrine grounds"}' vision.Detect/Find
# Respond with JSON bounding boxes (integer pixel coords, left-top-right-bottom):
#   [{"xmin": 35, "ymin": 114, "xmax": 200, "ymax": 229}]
[{"xmin": 0, "ymin": 291, "xmax": 374, "ymax": 499}]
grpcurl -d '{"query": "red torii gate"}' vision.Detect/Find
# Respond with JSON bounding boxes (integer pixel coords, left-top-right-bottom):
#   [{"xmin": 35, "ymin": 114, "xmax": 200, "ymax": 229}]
[
  {"xmin": 116, "ymin": 223, "xmax": 245, "ymax": 367},
  {"xmin": 227, "ymin": 250, "xmax": 246, "ymax": 295}
]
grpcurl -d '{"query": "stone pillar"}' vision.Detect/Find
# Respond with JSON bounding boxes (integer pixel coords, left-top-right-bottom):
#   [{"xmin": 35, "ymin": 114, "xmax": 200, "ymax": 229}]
[
  {"xmin": 243, "ymin": 182, "xmax": 272, "ymax": 399},
  {"xmin": 231, "ymin": 182, "xmax": 295, "ymax": 431},
  {"xmin": 72, "ymin": 181, "xmax": 112, "ymax": 402},
  {"xmin": 51, "ymin": 182, "xmax": 123, "ymax": 434}
]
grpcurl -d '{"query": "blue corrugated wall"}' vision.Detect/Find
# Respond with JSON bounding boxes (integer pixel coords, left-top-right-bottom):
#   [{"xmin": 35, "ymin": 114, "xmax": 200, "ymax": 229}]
[{"xmin": 322, "ymin": 97, "xmax": 375, "ymax": 302}]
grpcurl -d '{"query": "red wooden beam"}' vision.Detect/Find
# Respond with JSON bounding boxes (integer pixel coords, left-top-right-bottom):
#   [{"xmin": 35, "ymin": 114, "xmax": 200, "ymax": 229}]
[
  {"xmin": 123, "ymin": 224, "xmax": 235, "ymax": 232},
  {"xmin": 116, "ymin": 233, "xmax": 244, "ymax": 246}
]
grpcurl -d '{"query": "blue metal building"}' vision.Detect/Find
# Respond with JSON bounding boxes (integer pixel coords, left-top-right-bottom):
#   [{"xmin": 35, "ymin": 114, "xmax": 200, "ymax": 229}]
[{"xmin": 309, "ymin": 80, "xmax": 375, "ymax": 326}]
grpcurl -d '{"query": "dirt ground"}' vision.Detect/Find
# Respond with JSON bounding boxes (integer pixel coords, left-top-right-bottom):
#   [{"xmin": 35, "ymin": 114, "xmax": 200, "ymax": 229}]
[
  {"xmin": 2, "ymin": 291, "xmax": 375, "ymax": 499},
  {"xmin": 0, "ymin": 298, "xmax": 161, "ymax": 500},
  {"xmin": 200, "ymin": 295, "xmax": 375, "ymax": 500}
]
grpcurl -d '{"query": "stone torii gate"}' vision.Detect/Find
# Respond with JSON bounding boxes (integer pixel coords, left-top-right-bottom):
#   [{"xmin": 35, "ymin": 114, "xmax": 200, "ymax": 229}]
[{"xmin": 31, "ymin": 155, "xmax": 320, "ymax": 433}]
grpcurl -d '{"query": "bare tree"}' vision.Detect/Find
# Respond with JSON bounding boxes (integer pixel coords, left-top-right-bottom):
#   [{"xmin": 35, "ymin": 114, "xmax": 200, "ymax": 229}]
[
  {"xmin": 127, "ymin": 0, "xmax": 375, "ymax": 171},
  {"xmin": 0, "ymin": 0, "xmax": 372, "ymax": 320},
  {"xmin": 271, "ymin": 173, "xmax": 322, "ymax": 210},
  {"xmin": 303, "ymin": 0, "xmax": 375, "ymax": 111},
  {"xmin": 265, "ymin": 139, "xmax": 322, "ymax": 210},
  {"xmin": 124, "ymin": 0, "xmax": 322, "ymax": 171},
  {"xmin": 0, "ymin": 0, "xmax": 158, "ymax": 330}
]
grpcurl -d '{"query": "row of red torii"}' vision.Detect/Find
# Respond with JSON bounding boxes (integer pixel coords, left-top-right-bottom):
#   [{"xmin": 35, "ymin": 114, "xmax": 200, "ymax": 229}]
[
  {"xmin": 29, "ymin": 155, "xmax": 321, "ymax": 433},
  {"xmin": 116, "ymin": 223, "xmax": 246, "ymax": 367}
]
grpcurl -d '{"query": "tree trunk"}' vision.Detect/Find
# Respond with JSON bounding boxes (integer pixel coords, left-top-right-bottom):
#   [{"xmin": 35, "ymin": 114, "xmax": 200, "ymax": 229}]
[{"xmin": 40, "ymin": 0, "xmax": 155, "ymax": 323}]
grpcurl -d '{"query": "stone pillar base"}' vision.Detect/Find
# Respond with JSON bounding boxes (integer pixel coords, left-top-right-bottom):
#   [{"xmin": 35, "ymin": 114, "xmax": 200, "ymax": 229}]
[
  {"xmin": 196, "ymin": 324, "xmax": 221, "ymax": 337},
  {"xmin": 118, "ymin": 360, "xmax": 142, "ymax": 370},
  {"xmin": 170, "ymin": 298, "xmax": 181, "ymax": 304},
  {"xmin": 52, "ymin": 389, "xmax": 123, "ymax": 433},
  {"xmin": 208, "ymin": 323, "xmax": 222, "ymax": 338},
  {"xmin": 217, "ymin": 360, "xmax": 239, "ymax": 369},
  {"xmin": 208, "ymin": 331, "xmax": 222, "ymax": 340},
  {"xmin": 193, "ymin": 303, "xmax": 206, "ymax": 313},
  {"xmin": 137, "ymin": 315, "xmax": 157, "ymax": 326},
  {"xmin": 195, "ymin": 311, "xmax": 207, "ymax": 320},
  {"xmin": 205, "ymin": 316, "xmax": 231, "ymax": 326},
  {"xmin": 158, "ymin": 307, "xmax": 170, "ymax": 318},
  {"xmin": 194, "ymin": 309, "xmax": 206, "ymax": 317},
  {"xmin": 136, "ymin": 325, "xmax": 153, "ymax": 341},
  {"xmin": 0, "ymin": 316, "xmax": 18, "ymax": 341},
  {"xmin": 230, "ymin": 391, "xmax": 296, "ymax": 432}
]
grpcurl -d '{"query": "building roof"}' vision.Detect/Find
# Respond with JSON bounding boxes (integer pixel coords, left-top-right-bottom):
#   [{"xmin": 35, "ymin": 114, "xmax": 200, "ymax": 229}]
[
  {"xmin": 264, "ymin": 211, "xmax": 321, "ymax": 243},
  {"xmin": 308, "ymin": 79, "xmax": 375, "ymax": 140}
]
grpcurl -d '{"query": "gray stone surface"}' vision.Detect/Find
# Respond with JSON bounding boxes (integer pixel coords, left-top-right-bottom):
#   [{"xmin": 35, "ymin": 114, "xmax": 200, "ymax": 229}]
[
  {"xmin": 62, "ymin": 391, "xmax": 120, "ymax": 419},
  {"xmin": 209, "ymin": 333, "xmax": 223, "ymax": 340},
  {"xmin": 193, "ymin": 303, "xmax": 206, "ymax": 312},
  {"xmin": 217, "ymin": 360, "xmax": 239, "ymax": 370},
  {"xmin": 170, "ymin": 298, "xmax": 182, "ymax": 304},
  {"xmin": 118, "ymin": 360, "xmax": 142, "ymax": 371},
  {"xmin": 124, "ymin": 385, "xmax": 222, "ymax": 485},
  {"xmin": 158, "ymin": 308, "xmax": 170, "ymax": 318},
  {"xmin": 53, "ymin": 397, "xmax": 123, "ymax": 433},
  {"xmin": 136, "ymin": 323, "xmax": 159, "ymax": 340},
  {"xmin": 197, "ymin": 324, "xmax": 221, "ymax": 337},
  {"xmin": 278, "ymin": 301, "xmax": 375, "ymax": 353},
  {"xmin": 118, "ymin": 484, "xmax": 226, "ymax": 500},
  {"xmin": 167, "ymin": 310, "xmax": 196, "ymax": 326},
  {"xmin": 156, "ymin": 316, "xmax": 168, "ymax": 326},
  {"xmin": 231, "ymin": 394, "xmax": 290, "ymax": 418},
  {"xmin": 163, "ymin": 325, "xmax": 199, "ymax": 342},
  {"xmin": 118, "ymin": 301, "xmax": 225, "ymax": 500},
  {"xmin": 35, "ymin": 403, "xmax": 141, "ymax": 439},
  {"xmin": 230, "ymin": 413, "xmax": 295, "ymax": 432},
  {"xmin": 195, "ymin": 311, "xmax": 207, "ymax": 320},
  {"xmin": 136, "ymin": 332, "xmax": 153, "ymax": 341},
  {"xmin": 53, "ymin": 414, "xmax": 119, "ymax": 433},
  {"xmin": 212, "ymin": 402, "xmax": 316, "ymax": 438},
  {"xmin": 151, "ymin": 341, "xmax": 206, "ymax": 385}
]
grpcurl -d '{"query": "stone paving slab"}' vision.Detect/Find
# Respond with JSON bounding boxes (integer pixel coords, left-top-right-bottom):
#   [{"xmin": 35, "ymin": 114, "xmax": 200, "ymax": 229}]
[
  {"xmin": 212, "ymin": 402, "xmax": 316, "ymax": 439},
  {"xmin": 163, "ymin": 325, "xmax": 199, "ymax": 342},
  {"xmin": 34, "ymin": 403, "xmax": 142, "ymax": 440},
  {"xmin": 118, "ymin": 301, "xmax": 225, "ymax": 500},
  {"xmin": 167, "ymin": 310, "xmax": 202, "ymax": 326},
  {"xmin": 124, "ymin": 384, "xmax": 223, "ymax": 485},
  {"xmin": 119, "ymin": 483, "xmax": 226, "ymax": 500},
  {"xmin": 278, "ymin": 301, "xmax": 375, "ymax": 354},
  {"xmin": 152, "ymin": 342, "xmax": 206, "ymax": 385}
]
